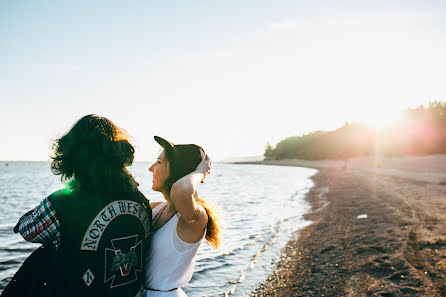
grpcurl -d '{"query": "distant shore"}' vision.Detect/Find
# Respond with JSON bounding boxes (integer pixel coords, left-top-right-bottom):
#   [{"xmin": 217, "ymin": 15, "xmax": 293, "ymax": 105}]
[
  {"xmin": 233, "ymin": 155, "xmax": 446, "ymax": 184},
  {"xmin": 246, "ymin": 156, "xmax": 446, "ymax": 296}
]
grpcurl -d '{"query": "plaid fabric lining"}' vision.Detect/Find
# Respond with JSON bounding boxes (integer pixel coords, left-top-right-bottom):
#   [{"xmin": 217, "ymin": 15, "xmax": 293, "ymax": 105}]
[{"xmin": 18, "ymin": 197, "xmax": 60, "ymax": 250}]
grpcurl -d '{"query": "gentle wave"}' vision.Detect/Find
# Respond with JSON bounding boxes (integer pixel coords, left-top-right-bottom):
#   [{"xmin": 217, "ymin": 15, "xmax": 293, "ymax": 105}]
[
  {"xmin": 1, "ymin": 247, "xmax": 37, "ymax": 253},
  {"xmin": 0, "ymin": 162, "xmax": 317, "ymax": 296}
]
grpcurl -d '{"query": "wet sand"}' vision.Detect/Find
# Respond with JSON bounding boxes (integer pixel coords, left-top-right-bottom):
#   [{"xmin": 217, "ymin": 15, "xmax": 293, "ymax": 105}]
[{"xmin": 247, "ymin": 156, "xmax": 446, "ymax": 296}]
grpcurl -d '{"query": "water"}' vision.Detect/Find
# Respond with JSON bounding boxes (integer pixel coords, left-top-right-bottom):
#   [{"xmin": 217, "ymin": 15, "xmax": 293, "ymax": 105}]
[{"xmin": 0, "ymin": 161, "xmax": 317, "ymax": 296}]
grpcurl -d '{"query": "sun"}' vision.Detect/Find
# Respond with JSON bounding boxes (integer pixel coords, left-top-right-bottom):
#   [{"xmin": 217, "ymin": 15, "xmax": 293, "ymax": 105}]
[{"xmin": 361, "ymin": 110, "xmax": 401, "ymax": 130}]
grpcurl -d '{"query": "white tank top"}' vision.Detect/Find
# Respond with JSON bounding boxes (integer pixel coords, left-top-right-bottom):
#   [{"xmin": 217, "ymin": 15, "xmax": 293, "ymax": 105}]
[{"xmin": 144, "ymin": 202, "xmax": 205, "ymax": 293}]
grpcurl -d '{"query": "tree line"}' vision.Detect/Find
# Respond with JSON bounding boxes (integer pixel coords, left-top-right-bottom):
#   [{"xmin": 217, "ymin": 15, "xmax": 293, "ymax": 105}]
[{"xmin": 264, "ymin": 101, "xmax": 446, "ymax": 160}]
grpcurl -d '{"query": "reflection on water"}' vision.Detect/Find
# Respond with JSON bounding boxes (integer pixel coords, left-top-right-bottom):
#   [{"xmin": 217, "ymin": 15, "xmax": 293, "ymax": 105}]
[{"xmin": 0, "ymin": 162, "xmax": 316, "ymax": 296}]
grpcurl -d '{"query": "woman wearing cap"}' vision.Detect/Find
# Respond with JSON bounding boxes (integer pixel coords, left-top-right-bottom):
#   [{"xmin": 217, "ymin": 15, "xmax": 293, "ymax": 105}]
[{"xmin": 143, "ymin": 136, "xmax": 222, "ymax": 297}]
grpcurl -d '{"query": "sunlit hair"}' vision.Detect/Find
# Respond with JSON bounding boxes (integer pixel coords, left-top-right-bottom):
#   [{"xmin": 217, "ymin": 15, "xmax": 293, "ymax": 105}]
[
  {"xmin": 50, "ymin": 114, "xmax": 136, "ymax": 193},
  {"xmin": 194, "ymin": 195, "xmax": 223, "ymax": 249},
  {"xmin": 163, "ymin": 146, "xmax": 223, "ymax": 249}
]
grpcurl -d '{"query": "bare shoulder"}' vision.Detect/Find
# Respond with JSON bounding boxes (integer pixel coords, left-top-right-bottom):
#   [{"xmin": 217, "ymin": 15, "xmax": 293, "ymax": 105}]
[{"xmin": 150, "ymin": 201, "xmax": 163, "ymax": 209}]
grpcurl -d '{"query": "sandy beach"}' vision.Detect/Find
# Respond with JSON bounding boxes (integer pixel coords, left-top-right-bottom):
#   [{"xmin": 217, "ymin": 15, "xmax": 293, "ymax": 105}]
[{"xmin": 246, "ymin": 156, "xmax": 446, "ymax": 296}]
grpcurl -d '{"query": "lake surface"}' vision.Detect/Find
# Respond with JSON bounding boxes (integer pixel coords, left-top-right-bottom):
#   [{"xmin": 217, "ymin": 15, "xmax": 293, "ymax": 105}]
[{"xmin": 0, "ymin": 162, "xmax": 316, "ymax": 296}]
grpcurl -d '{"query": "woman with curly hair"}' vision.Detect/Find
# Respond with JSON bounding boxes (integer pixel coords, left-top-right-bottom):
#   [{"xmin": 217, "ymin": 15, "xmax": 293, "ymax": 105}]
[
  {"xmin": 10, "ymin": 114, "xmax": 152, "ymax": 297},
  {"xmin": 143, "ymin": 136, "xmax": 222, "ymax": 297}
]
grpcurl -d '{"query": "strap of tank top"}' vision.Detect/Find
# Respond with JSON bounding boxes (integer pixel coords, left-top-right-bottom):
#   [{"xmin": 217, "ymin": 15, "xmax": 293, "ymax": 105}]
[
  {"xmin": 151, "ymin": 205, "xmax": 176, "ymax": 234},
  {"xmin": 151, "ymin": 202, "xmax": 166, "ymax": 217}
]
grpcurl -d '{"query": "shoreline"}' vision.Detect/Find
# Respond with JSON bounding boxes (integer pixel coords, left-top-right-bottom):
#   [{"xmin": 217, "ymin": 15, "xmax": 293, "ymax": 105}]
[
  {"xmin": 247, "ymin": 157, "xmax": 446, "ymax": 296},
  {"xmin": 233, "ymin": 156, "xmax": 446, "ymax": 184}
]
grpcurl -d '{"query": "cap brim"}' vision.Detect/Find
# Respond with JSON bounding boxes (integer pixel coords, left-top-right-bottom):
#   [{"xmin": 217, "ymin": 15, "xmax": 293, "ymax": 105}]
[{"xmin": 154, "ymin": 136, "xmax": 174, "ymax": 152}]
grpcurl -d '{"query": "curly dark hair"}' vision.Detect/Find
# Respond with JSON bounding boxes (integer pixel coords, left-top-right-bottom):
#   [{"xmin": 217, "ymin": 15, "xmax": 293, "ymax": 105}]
[{"xmin": 51, "ymin": 114, "xmax": 136, "ymax": 194}]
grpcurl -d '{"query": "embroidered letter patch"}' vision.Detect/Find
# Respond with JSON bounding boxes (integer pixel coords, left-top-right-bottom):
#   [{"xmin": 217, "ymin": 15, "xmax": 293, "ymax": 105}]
[
  {"xmin": 82, "ymin": 269, "xmax": 95, "ymax": 287},
  {"xmin": 80, "ymin": 200, "xmax": 150, "ymax": 251}
]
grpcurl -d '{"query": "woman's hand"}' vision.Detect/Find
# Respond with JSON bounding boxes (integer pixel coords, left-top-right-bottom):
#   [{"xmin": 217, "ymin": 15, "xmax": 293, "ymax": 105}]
[{"xmin": 196, "ymin": 149, "xmax": 212, "ymax": 183}]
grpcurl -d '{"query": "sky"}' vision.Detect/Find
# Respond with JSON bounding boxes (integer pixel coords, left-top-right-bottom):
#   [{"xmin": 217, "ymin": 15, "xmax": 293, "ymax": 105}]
[{"xmin": 1, "ymin": 0, "xmax": 446, "ymax": 161}]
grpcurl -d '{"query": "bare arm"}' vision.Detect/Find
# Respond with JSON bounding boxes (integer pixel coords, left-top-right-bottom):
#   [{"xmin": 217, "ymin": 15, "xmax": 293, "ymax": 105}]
[{"xmin": 170, "ymin": 150, "xmax": 211, "ymax": 225}]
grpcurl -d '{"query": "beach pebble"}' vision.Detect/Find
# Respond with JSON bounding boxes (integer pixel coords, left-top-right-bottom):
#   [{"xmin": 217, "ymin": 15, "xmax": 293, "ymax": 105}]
[{"xmin": 356, "ymin": 214, "xmax": 368, "ymax": 219}]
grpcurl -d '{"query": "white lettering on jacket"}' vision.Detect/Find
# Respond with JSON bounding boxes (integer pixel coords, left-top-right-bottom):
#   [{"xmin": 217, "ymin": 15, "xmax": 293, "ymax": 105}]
[{"xmin": 80, "ymin": 200, "xmax": 150, "ymax": 251}]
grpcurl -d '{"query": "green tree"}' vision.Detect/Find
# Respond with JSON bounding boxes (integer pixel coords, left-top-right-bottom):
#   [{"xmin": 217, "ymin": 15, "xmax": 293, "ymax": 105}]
[{"xmin": 264, "ymin": 142, "xmax": 275, "ymax": 160}]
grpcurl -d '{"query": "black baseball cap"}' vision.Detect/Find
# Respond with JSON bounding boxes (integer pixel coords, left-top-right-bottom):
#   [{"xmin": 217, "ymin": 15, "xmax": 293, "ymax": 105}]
[{"xmin": 154, "ymin": 136, "xmax": 203, "ymax": 181}]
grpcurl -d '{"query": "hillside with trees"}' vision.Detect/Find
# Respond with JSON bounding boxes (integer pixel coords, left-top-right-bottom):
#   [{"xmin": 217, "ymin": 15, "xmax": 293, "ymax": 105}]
[{"xmin": 265, "ymin": 101, "xmax": 446, "ymax": 160}]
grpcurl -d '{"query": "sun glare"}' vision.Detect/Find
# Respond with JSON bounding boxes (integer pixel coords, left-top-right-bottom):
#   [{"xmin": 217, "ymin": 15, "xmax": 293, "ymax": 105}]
[{"xmin": 362, "ymin": 111, "xmax": 401, "ymax": 130}]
